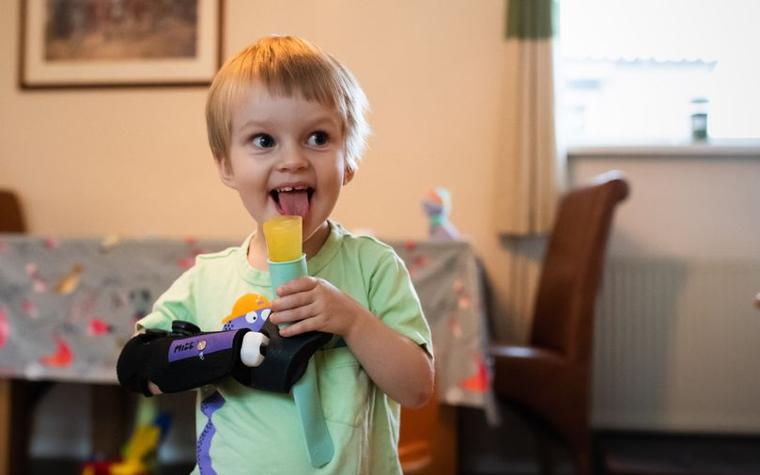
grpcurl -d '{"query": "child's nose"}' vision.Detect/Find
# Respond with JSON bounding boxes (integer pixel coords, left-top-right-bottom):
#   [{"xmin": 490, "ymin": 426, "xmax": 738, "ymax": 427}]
[{"xmin": 276, "ymin": 147, "xmax": 309, "ymax": 172}]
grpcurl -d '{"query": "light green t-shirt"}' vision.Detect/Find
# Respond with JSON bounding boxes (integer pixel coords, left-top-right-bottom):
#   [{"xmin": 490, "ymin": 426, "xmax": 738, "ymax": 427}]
[{"xmin": 137, "ymin": 222, "xmax": 432, "ymax": 475}]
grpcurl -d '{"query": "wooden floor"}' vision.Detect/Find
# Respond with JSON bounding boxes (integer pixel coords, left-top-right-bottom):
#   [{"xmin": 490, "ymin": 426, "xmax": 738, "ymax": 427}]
[
  {"xmin": 458, "ymin": 405, "xmax": 575, "ymax": 475},
  {"xmin": 599, "ymin": 432, "xmax": 760, "ymax": 475}
]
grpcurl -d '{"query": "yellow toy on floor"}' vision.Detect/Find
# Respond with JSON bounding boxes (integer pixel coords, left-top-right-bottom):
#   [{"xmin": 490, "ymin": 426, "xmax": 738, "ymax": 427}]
[{"xmin": 80, "ymin": 397, "xmax": 169, "ymax": 475}]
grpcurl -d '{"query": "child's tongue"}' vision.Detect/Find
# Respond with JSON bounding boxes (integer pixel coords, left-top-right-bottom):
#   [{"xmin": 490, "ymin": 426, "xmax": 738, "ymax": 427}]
[{"xmin": 278, "ymin": 190, "xmax": 309, "ymax": 217}]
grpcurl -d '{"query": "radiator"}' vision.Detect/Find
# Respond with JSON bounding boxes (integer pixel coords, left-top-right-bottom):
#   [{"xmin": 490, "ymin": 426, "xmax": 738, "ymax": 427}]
[{"xmin": 591, "ymin": 256, "xmax": 760, "ymax": 433}]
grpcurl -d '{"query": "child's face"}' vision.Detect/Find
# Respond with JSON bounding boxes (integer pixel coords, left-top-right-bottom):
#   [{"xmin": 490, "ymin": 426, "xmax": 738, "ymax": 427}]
[{"xmin": 219, "ymin": 83, "xmax": 353, "ymax": 244}]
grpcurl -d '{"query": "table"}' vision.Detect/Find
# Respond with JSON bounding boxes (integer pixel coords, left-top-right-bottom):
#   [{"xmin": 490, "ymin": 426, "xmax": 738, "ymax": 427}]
[{"xmin": 0, "ymin": 234, "xmax": 492, "ymax": 473}]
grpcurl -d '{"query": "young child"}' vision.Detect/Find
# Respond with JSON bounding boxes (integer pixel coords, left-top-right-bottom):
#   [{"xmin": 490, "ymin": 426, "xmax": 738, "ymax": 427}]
[{"xmin": 118, "ymin": 35, "xmax": 434, "ymax": 474}]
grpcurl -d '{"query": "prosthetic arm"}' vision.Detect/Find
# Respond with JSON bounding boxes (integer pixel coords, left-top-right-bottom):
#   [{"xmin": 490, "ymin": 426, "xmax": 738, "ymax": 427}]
[
  {"xmin": 116, "ymin": 320, "xmax": 268, "ymax": 396},
  {"xmin": 117, "ymin": 319, "xmax": 331, "ymax": 396}
]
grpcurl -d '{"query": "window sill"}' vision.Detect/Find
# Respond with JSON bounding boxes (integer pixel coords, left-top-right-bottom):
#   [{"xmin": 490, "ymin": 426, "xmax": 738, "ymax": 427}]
[{"xmin": 567, "ymin": 140, "xmax": 760, "ymax": 158}]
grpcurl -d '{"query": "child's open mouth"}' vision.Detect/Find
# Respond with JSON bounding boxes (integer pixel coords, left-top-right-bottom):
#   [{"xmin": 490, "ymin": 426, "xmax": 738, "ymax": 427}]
[{"xmin": 269, "ymin": 185, "xmax": 314, "ymax": 217}]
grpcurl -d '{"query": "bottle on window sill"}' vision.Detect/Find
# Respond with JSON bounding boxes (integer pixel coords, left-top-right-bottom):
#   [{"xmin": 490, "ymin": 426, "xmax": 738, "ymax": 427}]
[{"xmin": 690, "ymin": 97, "xmax": 709, "ymax": 142}]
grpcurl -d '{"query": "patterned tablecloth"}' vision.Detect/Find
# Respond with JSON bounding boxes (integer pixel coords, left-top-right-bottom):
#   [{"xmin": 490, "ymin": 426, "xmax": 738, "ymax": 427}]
[{"xmin": 0, "ymin": 234, "xmax": 491, "ymax": 409}]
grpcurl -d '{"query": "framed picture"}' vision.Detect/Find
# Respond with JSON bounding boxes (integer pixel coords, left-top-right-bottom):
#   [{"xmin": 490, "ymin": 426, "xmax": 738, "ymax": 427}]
[{"xmin": 19, "ymin": 0, "xmax": 223, "ymax": 89}]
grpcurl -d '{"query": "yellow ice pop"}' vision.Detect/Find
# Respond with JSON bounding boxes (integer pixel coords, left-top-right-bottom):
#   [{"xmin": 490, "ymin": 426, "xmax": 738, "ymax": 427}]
[{"xmin": 263, "ymin": 216, "xmax": 303, "ymax": 262}]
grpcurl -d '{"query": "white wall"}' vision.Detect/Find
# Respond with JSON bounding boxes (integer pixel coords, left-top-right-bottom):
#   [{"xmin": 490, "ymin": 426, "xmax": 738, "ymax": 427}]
[{"xmin": 569, "ymin": 149, "xmax": 760, "ymax": 260}]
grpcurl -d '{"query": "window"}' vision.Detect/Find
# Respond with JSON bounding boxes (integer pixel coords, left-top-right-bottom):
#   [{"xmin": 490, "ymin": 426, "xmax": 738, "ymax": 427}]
[{"xmin": 556, "ymin": 0, "xmax": 760, "ymax": 145}]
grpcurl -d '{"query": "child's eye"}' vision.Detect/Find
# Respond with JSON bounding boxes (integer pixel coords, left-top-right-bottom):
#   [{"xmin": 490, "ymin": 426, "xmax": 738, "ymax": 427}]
[
  {"xmin": 306, "ymin": 131, "xmax": 329, "ymax": 147},
  {"xmin": 251, "ymin": 134, "xmax": 276, "ymax": 148}
]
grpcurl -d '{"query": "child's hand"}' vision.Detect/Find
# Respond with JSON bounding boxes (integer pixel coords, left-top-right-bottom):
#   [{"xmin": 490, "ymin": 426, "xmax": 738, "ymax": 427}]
[
  {"xmin": 272, "ymin": 277, "xmax": 434, "ymax": 408},
  {"xmin": 269, "ymin": 276, "xmax": 368, "ymax": 337}
]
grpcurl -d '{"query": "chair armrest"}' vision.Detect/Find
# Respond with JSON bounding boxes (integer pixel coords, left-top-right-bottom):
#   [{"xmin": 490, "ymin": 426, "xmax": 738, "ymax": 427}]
[{"xmin": 488, "ymin": 343, "xmax": 588, "ymax": 418}]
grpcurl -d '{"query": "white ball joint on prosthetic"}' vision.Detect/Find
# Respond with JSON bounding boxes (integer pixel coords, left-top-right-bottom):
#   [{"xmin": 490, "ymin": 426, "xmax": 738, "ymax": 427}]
[{"xmin": 240, "ymin": 332, "xmax": 268, "ymax": 367}]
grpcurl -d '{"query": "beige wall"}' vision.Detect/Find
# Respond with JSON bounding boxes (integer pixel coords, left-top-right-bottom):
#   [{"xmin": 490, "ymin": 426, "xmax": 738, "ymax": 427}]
[{"xmin": 1, "ymin": 0, "xmax": 514, "ymax": 337}]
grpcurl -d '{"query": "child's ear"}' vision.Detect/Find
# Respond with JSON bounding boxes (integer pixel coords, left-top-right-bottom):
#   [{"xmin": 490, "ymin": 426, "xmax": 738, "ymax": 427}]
[
  {"xmin": 215, "ymin": 156, "xmax": 236, "ymax": 188},
  {"xmin": 343, "ymin": 167, "xmax": 355, "ymax": 186}
]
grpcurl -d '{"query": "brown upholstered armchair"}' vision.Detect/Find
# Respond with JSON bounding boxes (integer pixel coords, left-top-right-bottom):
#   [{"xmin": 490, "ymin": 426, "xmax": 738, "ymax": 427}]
[{"xmin": 490, "ymin": 171, "xmax": 629, "ymax": 475}]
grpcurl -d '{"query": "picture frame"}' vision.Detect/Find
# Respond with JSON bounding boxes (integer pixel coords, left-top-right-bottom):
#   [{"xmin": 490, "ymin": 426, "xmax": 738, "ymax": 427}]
[{"xmin": 19, "ymin": 0, "xmax": 224, "ymax": 89}]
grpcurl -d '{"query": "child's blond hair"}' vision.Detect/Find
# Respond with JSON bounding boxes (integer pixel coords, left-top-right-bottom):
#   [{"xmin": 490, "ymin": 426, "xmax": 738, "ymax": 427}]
[{"xmin": 206, "ymin": 36, "xmax": 370, "ymax": 173}]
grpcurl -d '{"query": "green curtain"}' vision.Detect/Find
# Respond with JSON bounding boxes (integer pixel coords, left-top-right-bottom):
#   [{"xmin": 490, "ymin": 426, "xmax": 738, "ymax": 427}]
[{"xmin": 506, "ymin": 0, "xmax": 556, "ymax": 39}]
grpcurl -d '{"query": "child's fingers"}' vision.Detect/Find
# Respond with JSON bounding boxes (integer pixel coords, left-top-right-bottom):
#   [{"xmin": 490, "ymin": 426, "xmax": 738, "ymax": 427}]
[
  {"xmin": 279, "ymin": 317, "xmax": 319, "ymax": 337},
  {"xmin": 276, "ymin": 276, "xmax": 318, "ymax": 296},
  {"xmin": 270, "ymin": 303, "xmax": 317, "ymax": 325},
  {"xmin": 271, "ymin": 291, "xmax": 312, "ymax": 312}
]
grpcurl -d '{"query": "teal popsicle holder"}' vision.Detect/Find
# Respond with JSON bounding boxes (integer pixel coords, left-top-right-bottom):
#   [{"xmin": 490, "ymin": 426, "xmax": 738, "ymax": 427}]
[{"xmin": 268, "ymin": 254, "xmax": 308, "ymax": 293}]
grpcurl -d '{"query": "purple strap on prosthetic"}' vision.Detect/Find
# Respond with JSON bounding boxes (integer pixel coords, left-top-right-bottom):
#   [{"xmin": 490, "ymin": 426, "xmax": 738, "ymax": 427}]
[
  {"xmin": 197, "ymin": 391, "xmax": 225, "ymax": 475},
  {"xmin": 168, "ymin": 332, "xmax": 237, "ymax": 363}
]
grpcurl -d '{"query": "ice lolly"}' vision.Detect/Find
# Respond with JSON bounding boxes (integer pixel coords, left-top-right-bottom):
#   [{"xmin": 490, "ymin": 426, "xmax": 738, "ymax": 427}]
[
  {"xmin": 263, "ymin": 216, "xmax": 302, "ymax": 262},
  {"xmin": 263, "ymin": 216, "xmax": 308, "ymax": 292}
]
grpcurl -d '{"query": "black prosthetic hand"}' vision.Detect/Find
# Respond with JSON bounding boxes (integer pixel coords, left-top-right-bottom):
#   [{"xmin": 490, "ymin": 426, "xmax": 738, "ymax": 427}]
[{"xmin": 232, "ymin": 320, "xmax": 332, "ymax": 393}]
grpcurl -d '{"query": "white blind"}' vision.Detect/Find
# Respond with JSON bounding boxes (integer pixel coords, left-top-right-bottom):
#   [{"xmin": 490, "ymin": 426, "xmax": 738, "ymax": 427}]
[{"xmin": 559, "ymin": 0, "xmax": 758, "ymax": 62}]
